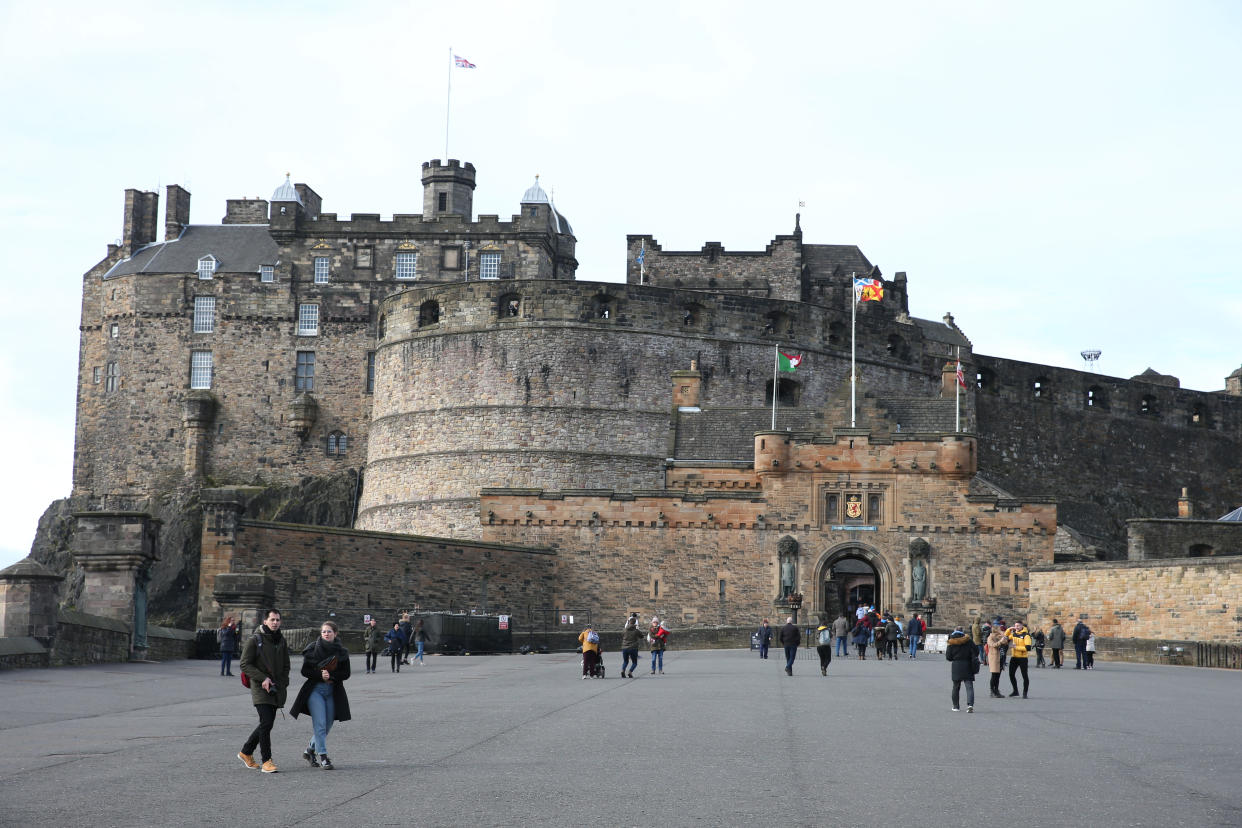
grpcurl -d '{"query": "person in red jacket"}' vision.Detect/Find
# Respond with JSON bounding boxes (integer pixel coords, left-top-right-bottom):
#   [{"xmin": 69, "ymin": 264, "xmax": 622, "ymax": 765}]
[{"xmin": 649, "ymin": 617, "xmax": 669, "ymax": 674}]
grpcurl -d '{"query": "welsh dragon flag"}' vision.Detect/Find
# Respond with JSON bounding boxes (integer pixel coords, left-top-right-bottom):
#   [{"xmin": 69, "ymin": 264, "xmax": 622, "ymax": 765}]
[{"xmin": 778, "ymin": 350, "xmax": 803, "ymax": 372}]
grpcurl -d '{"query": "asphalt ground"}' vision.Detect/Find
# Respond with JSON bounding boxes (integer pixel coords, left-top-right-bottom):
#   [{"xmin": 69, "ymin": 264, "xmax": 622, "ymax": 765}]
[{"xmin": 1, "ymin": 646, "xmax": 1240, "ymax": 827}]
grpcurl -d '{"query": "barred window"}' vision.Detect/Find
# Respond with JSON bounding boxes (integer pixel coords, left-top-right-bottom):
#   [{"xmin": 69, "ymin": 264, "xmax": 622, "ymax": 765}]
[
  {"xmin": 190, "ymin": 350, "xmax": 213, "ymax": 389},
  {"xmin": 314, "ymin": 256, "xmax": 330, "ymax": 284},
  {"xmin": 298, "ymin": 303, "xmax": 319, "ymax": 336},
  {"xmin": 105, "ymin": 361, "xmax": 119, "ymax": 392},
  {"xmin": 395, "ymin": 252, "xmax": 418, "ymax": 280},
  {"xmin": 295, "ymin": 351, "xmax": 315, "ymax": 391},
  {"xmin": 366, "ymin": 351, "xmax": 375, "ymax": 394},
  {"xmin": 480, "ymin": 252, "xmax": 501, "ymax": 280},
  {"xmin": 193, "ymin": 296, "xmax": 216, "ymax": 333},
  {"xmin": 327, "ymin": 430, "xmax": 347, "ymax": 456},
  {"xmin": 197, "ymin": 256, "xmax": 216, "ymax": 280},
  {"xmin": 260, "ymin": 265, "xmax": 274, "ymax": 283}
]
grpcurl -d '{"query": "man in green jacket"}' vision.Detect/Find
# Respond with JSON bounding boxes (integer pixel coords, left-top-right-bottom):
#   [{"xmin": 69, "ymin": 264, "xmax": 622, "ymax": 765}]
[
  {"xmin": 363, "ymin": 618, "xmax": 382, "ymax": 674},
  {"xmin": 238, "ymin": 609, "xmax": 291, "ymax": 773}
]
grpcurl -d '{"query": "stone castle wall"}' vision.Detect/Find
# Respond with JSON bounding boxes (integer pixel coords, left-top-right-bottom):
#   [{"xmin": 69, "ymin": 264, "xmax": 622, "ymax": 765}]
[
  {"xmin": 1127, "ymin": 519, "xmax": 1242, "ymax": 560},
  {"xmin": 1029, "ymin": 558, "xmax": 1242, "ymax": 643},
  {"xmin": 975, "ymin": 354, "xmax": 1242, "ymax": 555}
]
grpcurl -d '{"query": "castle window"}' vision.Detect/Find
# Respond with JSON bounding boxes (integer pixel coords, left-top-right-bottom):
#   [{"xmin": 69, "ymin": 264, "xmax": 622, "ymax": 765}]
[
  {"xmin": 719, "ymin": 579, "xmax": 727, "ymax": 600},
  {"xmin": 1188, "ymin": 544, "xmax": 1213, "ymax": 558},
  {"xmin": 197, "ymin": 256, "xmax": 216, "ymax": 280},
  {"xmin": 682, "ymin": 304, "xmax": 701, "ymax": 326},
  {"xmin": 104, "ymin": 361, "xmax": 118, "ymax": 392},
  {"xmin": 326, "ymin": 430, "xmax": 347, "ymax": 456},
  {"xmin": 480, "ymin": 252, "xmax": 501, "ymax": 280},
  {"xmin": 189, "ymin": 350, "xmax": 213, "ymax": 389},
  {"xmin": 92, "ymin": 366, "xmax": 101, "ymax": 384},
  {"xmin": 298, "ymin": 303, "xmax": 319, "ymax": 336},
  {"xmin": 765, "ymin": 378, "xmax": 800, "ymax": 407},
  {"xmin": 193, "ymin": 296, "xmax": 216, "ymax": 334},
  {"xmin": 976, "ymin": 367, "xmax": 996, "ymax": 392},
  {"xmin": 499, "ymin": 294, "xmax": 521, "ymax": 319},
  {"xmin": 763, "ymin": 311, "xmax": 790, "ymax": 337},
  {"xmin": 868, "ymin": 494, "xmax": 883, "ymax": 525},
  {"xmin": 295, "ymin": 351, "xmax": 315, "ymax": 391},
  {"xmin": 366, "ymin": 351, "xmax": 375, "ymax": 394},
  {"xmin": 827, "ymin": 320, "xmax": 844, "ymax": 347},
  {"xmin": 378, "ymin": 314, "xmax": 386, "ymax": 339},
  {"xmin": 395, "ymin": 252, "xmax": 418, "ymax": 280},
  {"xmin": 886, "ymin": 334, "xmax": 906, "ymax": 359},
  {"xmin": 442, "ymin": 246, "xmax": 462, "ymax": 270},
  {"xmin": 109, "ymin": 323, "xmax": 119, "ymax": 339},
  {"xmin": 1139, "ymin": 395, "xmax": 1156, "ymax": 416},
  {"xmin": 313, "ymin": 257, "xmax": 330, "ymax": 284},
  {"xmin": 1032, "ymin": 377, "xmax": 1049, "ymax": 399},
  {"xmin": 438, "ymin": 192, "xmax": 448, "ymax": 212},
  {"xmin": 825, "ymin": 493, "xmax": 839, "ymax": 522},
  {"xmin": 595, "ymin": 296, "xmax": 613, "ymax": 319},
  {"xmin": 1190, "ymin": 406, "xmax": 1209, "ymax": 427},
  {"xmin": 260, "ymin": 265, "xmax": 274, "ymax": 283},
  {"xmin": 419, "ymin": 300, "xmax": 440, "ymax": 327},
  {"xmin": 1085, "ymin": 386, "xmax": 1106, "ymax": 409}
]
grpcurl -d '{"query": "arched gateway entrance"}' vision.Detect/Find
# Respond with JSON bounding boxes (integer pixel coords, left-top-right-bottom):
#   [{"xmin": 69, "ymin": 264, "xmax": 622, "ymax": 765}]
[{"xmin": 815, "ymin": 543, "xmax": 894, "ymax": 622}]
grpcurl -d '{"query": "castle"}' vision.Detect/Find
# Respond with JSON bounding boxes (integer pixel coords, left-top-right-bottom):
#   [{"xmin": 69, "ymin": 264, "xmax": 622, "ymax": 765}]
[{"xmin": 55, "ymin": 157, "xmax": 1242, "ymax": 643}]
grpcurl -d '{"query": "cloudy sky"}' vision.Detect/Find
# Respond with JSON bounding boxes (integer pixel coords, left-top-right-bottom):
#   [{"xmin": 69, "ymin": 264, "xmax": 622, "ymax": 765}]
[{"xmin": 1, "ymin": 1, "xmax": 1239, "ymax": 569}]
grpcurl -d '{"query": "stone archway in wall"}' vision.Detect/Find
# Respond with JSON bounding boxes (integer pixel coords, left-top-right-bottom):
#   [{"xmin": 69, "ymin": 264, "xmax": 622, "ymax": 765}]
[{"xmin": 813, "ymin": 542, "xmax": 895, "ymax": 623}]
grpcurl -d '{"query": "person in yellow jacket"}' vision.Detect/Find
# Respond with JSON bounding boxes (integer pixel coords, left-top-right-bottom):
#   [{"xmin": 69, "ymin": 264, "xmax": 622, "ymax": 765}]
[
  {"xmin": 1006, "ymin": 621, "xmax": 1034, "ymax": 698},
  {"xmin": 578, "ymin": 625, "xmax": 601, "ymax": 680}
]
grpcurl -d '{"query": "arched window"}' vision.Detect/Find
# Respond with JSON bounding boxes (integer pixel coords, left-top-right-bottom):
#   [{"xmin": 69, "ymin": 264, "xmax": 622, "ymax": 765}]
[
  {"xmin": 886, "ymin": 334, "xmax": 908, "ymax": 361},
  {"xmin": 498, "ymin": 294, "xmax": 521, "ymax": 319},
  {"xmin": 763, "ymin": 311, "xmax": 791, "ymax": 337},
  {"xmin": 975, "ymin": 367, "xmax": 996, "ymax": 393},
  {"xmin": 1189, "ymin": 405, "xmax": 1210, "ymax": 427},
  {"xmin": 681, "ymin": 304, "xmax": 701, "ymax": 327},
  {"xmin": 419, "ymin": 300, "xmax": 440, "ymax": 327},
  {"xmin": 765, "ymin": 378, "xmax": 800, "ymax": 407},
  {"xmin": 593, "ymin": 295, "xmax": 614, "ymax": 320},
  {"xmin": 326, "ymin": 430, "xmax": 347, "ymax": 456},
  {"xmin": 1139, "ymin": 395, "xmax": 1156, "ymax": 416},
  {"xmin": 1188, "ymin": 544, "xmax": 1213, "ymax": 558}
]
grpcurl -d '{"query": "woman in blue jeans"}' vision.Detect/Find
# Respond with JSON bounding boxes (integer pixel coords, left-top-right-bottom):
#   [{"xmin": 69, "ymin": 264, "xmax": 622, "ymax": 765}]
[
  {"xmin": 648, "ymin": 616, "xmax": 668, "ymax": 674},
  {"xmin": 290, "ymin": 620, "xmax": 352, "ymax": 770},
  {"xmin": 413, "ymin": 619, "xmax": 427, "ymax": 664}
]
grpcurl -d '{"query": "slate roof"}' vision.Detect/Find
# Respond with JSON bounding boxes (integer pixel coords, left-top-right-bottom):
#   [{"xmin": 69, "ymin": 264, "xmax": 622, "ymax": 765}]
[
  {"xmin": 911, "ymin": 316, "xmax": 971, "ymax": 349},
  {"xmin": 802, "ymin": 244, "xmax": 874, "ymax": 278},
  {"xmin": 105, "ymin": 225, "xmax": 279, "ymax": 278}
]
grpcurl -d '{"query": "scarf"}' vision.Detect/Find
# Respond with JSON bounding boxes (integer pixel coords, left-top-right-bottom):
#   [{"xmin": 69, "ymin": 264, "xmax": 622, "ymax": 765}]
[{"xmin": 304, "ymin": 636, "xmax": 345, "ymax": 671}]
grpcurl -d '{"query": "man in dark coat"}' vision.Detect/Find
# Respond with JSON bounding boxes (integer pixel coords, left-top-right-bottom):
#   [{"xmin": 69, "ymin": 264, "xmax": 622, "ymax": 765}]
[
  {"xmin": 779, "ymin": 617, "xmax": 801, "ymax": 676},
  {"xmin": 1048, "ymin": 619, "xmax": 1065, "ymax": 668},
  {"xmin": 757, "ymin": 619, "xmax": 773, "ymax": 659},
  {"xmin": 946, "ymin": 624, "xmax": 980, "ymax": 712},
  {"xmin": 238, "ymin": 609, "xmax": 291, "ymax": 773},
  {"xmin": 1072, "ymin": 619, "xmax": 1090, "ymax": 669}
]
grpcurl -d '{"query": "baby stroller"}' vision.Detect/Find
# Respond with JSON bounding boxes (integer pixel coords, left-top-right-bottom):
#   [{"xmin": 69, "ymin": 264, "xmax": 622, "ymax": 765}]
[{"xmin": 580, "ymin": 646, "xmax": 606, "ymax": 678}]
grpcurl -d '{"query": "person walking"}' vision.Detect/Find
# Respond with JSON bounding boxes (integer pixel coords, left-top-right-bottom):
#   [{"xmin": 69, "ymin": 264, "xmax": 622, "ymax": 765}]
[
  {"xmin": 1006, "ymin": 621, "xmax": 1033, "ymax": 699},
  {"xmin": 218, "ymin": 616, "xmax": 238, "ymax": 677},
  {"xmin": 413, "ymin": 619, "xmax": 427, "ymax": 665},
  {"xmin": 578, "ymin": 624, "xmax": 601, "ymax": 679},
  {"xmin": 852, "ymin": 619, "xmax": 869, "ymax": 660},
  {"xmin": 815, "ymin": 618, "xmax": 833, "ymax": 676},
  {"xmin": 363, "ymin": 618, "xmax": 381, "ymax": 674},
  {"xmin": 885, "ymin": 615, "xmax": 901, "ymax": 660},
  {"xmin": 238, "ymin": 608, "xmax": 290, "ymax": 774},
  {"xmin": 649, "ymin": 616, "xmax": 669, "ymax": 674},
  {"xmin": 833, "ymin": 612, "xmax": 850, "ymax": 657},
  {"xmin": 872, "ymin": 619, "xmax": 887, "ymax": 661},
  {"xmin": 756, "ymin": 618, "xmax": 773, "ymax": 660},
  {"xmin": 946, "ymin": 623, "xmax": 979, "ymax": 712},
  {"xmin": 1048, "ymin": 619, "xmax": 1065, "ymax": 668},
  {"xmin": 1032, "ymin": 627, "xmax": 1047, "ymax": 668},
  {"xmin": 986, "ymin": 623, "xmax": 1007, "ymax": 698},
  {"xmin": 1085, "ymin": 631, "xmax": 1096, "ymax": 669},
  {"xmin": 907, "ymin": 613, "xmax": 924, "ymax": 659},
  {"xmin": 620, "ymin": 613, "xmax": 642, "ymax": 677},
  {"xmin": 399, "ymin": 612, "xmax": 414, "ymax": 665},
  {"xmin": 779, "ymin": 616, "xmax": 801, "ymax": 676},
  {"xmin": 290, "ymin": 619, "xmax": 351, "ymax": 770},
  {"xmin": 1072, "ymin": 619, "xmax": 1090, "ymax": 669},
  {"xmin": 971, "ymin": 615, "xmax": 985, "ymax": 665},
  {"xmin": 384, "ymin": 622, "xmax": 405, "ymax": 673}
]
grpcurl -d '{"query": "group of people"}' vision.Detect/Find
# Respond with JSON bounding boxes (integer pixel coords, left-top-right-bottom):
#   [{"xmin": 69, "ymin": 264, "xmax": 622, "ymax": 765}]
[
  {"xmin": 969, "ymin": 616, "xmax": 1096, "ymax": 672},
  {"xmin": 753, "ymin": 609, "xmax": 927, "ymax": 677},
  {"xmin": 579, "ymin": 614, "xmax": 669, "ymax": 678},
  {"xmin": 362, "ymin": 612, "xmax": 427, "ymax": 673},
  {"xmin": 235, "ymin": 609, "xmax": 351, "ymax": 773}
]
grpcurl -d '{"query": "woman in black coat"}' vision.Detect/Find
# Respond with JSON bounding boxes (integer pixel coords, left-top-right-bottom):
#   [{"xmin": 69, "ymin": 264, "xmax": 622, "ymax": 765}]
[
  {"xmin": 946, "ymin": 625, "xmax": 980, "ymax": 712},
  {"xmin": 290, "ymin": 620, "xmax": 351, "ymax": 770}
]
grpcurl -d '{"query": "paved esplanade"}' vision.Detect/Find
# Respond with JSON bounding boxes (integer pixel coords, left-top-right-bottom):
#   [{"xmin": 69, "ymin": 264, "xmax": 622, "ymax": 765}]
[{"xmin": 1, "ymin": 649, "xmax": 1240, "ymax": 827}]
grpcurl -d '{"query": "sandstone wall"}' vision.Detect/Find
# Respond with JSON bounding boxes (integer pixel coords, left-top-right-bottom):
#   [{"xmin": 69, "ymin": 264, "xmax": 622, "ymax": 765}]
[{"xmin": 1029, "ymin": 558, "xmax": 1242, "ymax": 642}]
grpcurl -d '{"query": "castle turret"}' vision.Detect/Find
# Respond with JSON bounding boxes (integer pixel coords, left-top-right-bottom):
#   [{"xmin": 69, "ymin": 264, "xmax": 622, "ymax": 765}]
[{"xmin": 422, "ymin": 159, "xmax": 476, "ymax": 219}]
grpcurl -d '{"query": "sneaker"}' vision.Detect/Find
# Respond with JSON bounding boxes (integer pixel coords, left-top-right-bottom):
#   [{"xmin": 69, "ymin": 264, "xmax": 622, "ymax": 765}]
[
  {"xmin": 261, "ymin": 760, "xmax": 279, "ymax": 773},
  {"xmin": 967, "ymin": 705, "xmax": 974, "ymax": 713},
  {"xmin": 951, "ymin": 707, "xmax": 960, "ymax": 712},
  {"xmin": 582, "ymin": 675, "xmax": 588, "ymax": 680},
  {"xmin": 303, "ymin": 747, "xmax": 319, "ymax": 768},
  {"xmin": 650, "ymin": 669, "xmax": 656, "ymax": 675},
  {"xmin": 238, "ymin": 751, "xmax": 260, "ymax": 770},
  {"xmin": 1008, "ymin": 691, "xmax": 1019, "ymax": 697},
  {"xmin": 318, "ymin": 755, "xmax": 334, "ymax": 770},
  {"xmin": 659, "ymin": 670, "xmax": 664, "ymax": 675}
]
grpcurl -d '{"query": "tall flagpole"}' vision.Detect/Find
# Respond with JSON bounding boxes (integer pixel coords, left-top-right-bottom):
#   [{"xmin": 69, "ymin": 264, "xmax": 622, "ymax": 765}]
[
  {"xmin": 772, "ymin": 345, "xmax": 779, "ymax": 430},
  {"xmin": 445, "ymin": 47, "xmax": 453, "ymax": 159},
  {"xmin": 849, "ymin": 272, "xmax": 857, "ymax": 428}
]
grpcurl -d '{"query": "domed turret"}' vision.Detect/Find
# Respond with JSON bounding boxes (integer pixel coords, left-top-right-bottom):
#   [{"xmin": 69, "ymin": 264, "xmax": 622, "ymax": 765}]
[
  {"xmin": 271, "ymin": 174, "xmax": 303, "ymax": 206},
  {"xmin": 520, "ymin": 175, "xmax": 573, "ymax": 235}
]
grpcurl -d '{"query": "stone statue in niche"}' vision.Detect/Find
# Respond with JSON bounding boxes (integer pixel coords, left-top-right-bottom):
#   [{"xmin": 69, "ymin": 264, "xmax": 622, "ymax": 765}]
[
  {"xmin": 909, "ymin": 537, "xmax": 930, "ymax": 602},
  {"xmin": 778, "ymin": 535, "xmax": 799, "ymax": 599}
]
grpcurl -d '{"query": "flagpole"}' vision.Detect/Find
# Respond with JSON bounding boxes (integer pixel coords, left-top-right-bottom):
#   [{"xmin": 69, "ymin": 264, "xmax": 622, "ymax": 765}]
[
  {"xmin": 955, "ymin": 346, "xmax": 961, "ymax": 433},
  {"xmin": 445, "ymin": 47, "xmax": 453, "ymax": 159},
  {"xmin": 850, "ymin": 272, "xmax": 857, "ymax": 428},
  {"xmin": 639, "ymin": 240, "xmax": 645, "ymax": 284},
  {"xmin": 772, "ymin": 345, "xmax": 779, "ymax": 430}
]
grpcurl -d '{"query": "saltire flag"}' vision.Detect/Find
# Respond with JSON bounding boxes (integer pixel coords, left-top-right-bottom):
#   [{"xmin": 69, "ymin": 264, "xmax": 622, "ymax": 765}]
[
  {"xmin": 955, "ymin": 361, "xmax": 966, "ymax": 388},
  {"xmin": 454, "ymin": 55, "xmax": 476, "ymax": 68},
  {"xmin": 778, "ymin": 351, "xmax": 803, "ymax": 372},
  {"xmin": 853, "ymin": 277, "xmax": 884, "ymax": 303},
  {"xmin": 636, "ymin": 246, "xmax": 645, "ymax": 265}
]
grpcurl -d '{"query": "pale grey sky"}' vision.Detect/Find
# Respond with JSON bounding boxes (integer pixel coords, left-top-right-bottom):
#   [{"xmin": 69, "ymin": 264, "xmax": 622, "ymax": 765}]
[{"xmin": 1, "ymin": 1, "xmax": 1239, "ymax": 569}]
